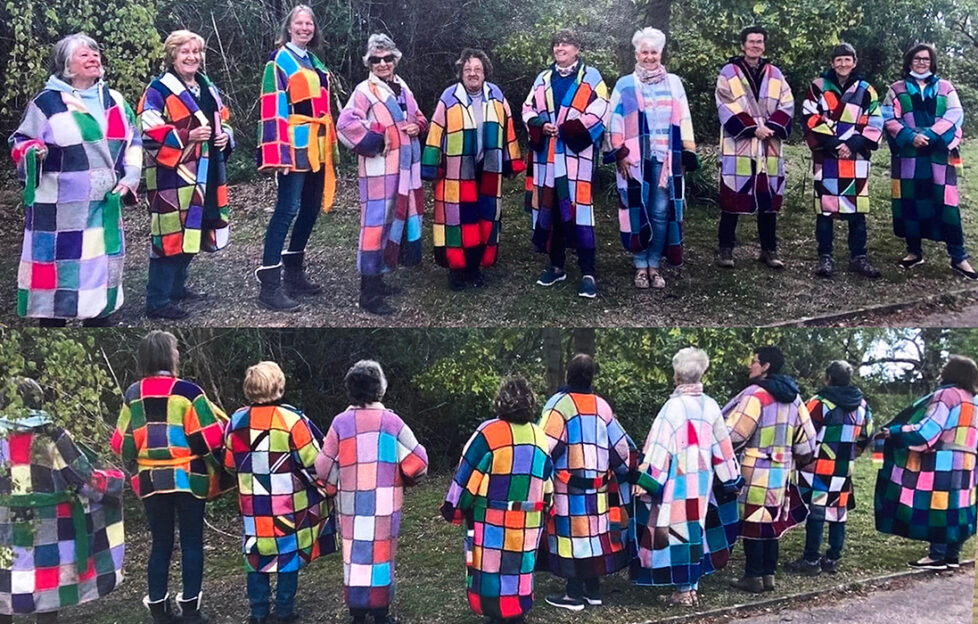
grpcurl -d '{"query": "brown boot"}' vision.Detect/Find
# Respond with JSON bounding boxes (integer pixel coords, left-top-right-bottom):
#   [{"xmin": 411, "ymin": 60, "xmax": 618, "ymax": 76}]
[
  {"xmin": 762, "ymin": 574, "xmax": 776, "ymax": 591},
  {"xmin": 758, "ymin": 249, "xmax": 785, "ymax": 269},
  {"xmin": 730, "ymin": 576, "xmax": 765, "ymax": 593},
  {"xmin": 717, "ymin": 247, "xmax": 735, "ymax": 268}
]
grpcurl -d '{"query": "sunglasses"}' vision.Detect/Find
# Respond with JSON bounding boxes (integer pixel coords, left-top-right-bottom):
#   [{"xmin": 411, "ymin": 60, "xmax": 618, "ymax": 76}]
[{"xmin": 368, "ymin": 54, "xmax": 396, "ymax": 65}]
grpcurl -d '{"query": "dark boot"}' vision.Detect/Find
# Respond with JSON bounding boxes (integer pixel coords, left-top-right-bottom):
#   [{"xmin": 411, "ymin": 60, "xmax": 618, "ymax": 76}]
[
  {"xmin": 448, "ymin": 270, "xmax": 466, "ymax": 291},
  {"xmin": 849, "ymin": 255, "xmax": 881, "ymax": 278},
  {"xmin": 717, "ymin": 247, "xmax": 735, "ymax": 268},
  {"xmin": 358, "ymin": 276, "xmax": 395, "ymax": 316},
  {"xmin": 144, "ymin": 594, "xmax": 179, "ymax": 624},
  {"xmin": 177, "ymin": 593, "xmax": 209, "ymax": 624},
  {"xmin": 282, "ymin": 250, "xmax": 322, "ymax": 297},
  {"xmin": 815, "ymin": 254, "xmax": 834, "ymax": 278},
  {"xmin": 256, "ymin": 265, "xmax": 300, "ymax": 311},
  {"xmin": 465, "ymin": 265, "xmax": 485, "ymax": 288}
]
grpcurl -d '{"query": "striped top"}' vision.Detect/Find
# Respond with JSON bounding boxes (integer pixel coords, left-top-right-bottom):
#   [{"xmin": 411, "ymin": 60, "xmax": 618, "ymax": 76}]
[{"xmin": 639, "ymin": 80, "xmax": 673, "ymax": 162}]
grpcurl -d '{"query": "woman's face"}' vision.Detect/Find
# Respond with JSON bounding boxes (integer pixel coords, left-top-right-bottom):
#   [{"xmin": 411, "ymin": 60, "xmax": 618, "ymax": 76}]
[
  {"xmin": 635, "ymin": 42, "xmax": 661, "ymax": 70},
  {"xmin": 461, "ymin": 57, "xmax": 485, "ymax": 92},
  {"xmin": 369, "ymin": 50, "xmax": 396, "ymax": 79},
  {"xmin": 173, "ymin": 41, "xmax": 202, "ymax": 79},
  {"xmin": 911, "ymin": 49, "xmax": 933, "ymax": 74},
  {"xmin": 68, "ymin": 45, "xmax": 102, "ymax": 85},
  {"xmin": 552, "ymin": 41, "xmax": 579, "ymax": 67},
  {"xmin": 289, "ymin": 11, "xmax": 316, "ymax": 48}
]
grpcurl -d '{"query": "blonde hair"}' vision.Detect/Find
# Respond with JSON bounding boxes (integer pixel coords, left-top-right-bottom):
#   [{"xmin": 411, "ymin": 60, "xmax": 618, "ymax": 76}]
[
  {"xmin": 243, "ymin": 361, "xmax": 286, "ymax": 403},
  {"xmin": 164, "ymin": 30, "xmax": 206, "ymax": 68}
]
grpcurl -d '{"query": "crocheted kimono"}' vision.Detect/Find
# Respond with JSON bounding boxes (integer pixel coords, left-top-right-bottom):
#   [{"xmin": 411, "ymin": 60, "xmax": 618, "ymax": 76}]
[
  {"xmin": 715, "ymin": 57, "xmax": 794, "ymax": 214},
  {"xmin": 9, "ymin": 84, "xmax": 142, "ymax": 319},
  {"xmin": 875, "ymin": 386, "xmax": 978, "ymax": 544},
  {"xmin": 111, "ymin": 375, "xmax": 233, "ymax": 500},
  {"xmin": 0, "ymin": 413, "xmax": 125, "ymax": 615},
  {"xmin": 537, "ymin": 390, "xmax": 632, "ymax": 578},
  {"xmin": 441, "ymin": 419, "xmax": 554, "ymax": 619},
  {"xmin": 421, "ymin": 82, "xmax": 524, "ymax": 270},
  {"xmin": 631, "ymin": 387, "xmax": 743, "ymax": 587},
  {"xmin": 138, "ymin": 71, "xmax": 234, "ymax": 257},
  {"xmin": 337, "ymin": 75, "xmax": 428, "ymax": 276},
  {"xmin": 522, "ymin": 64, "xmax": 608, "ymax": 253},
  {"xmin": 881, "ymin": 75, "xmax": 964, "ymax": 244},
  {"xmin": 606, "ymin": 72, "xmax": 695, "ymax": 266},
  {"xmin": 223, "ymin": 403, "xmax": 336, "ymax": 573},
  {"xmin": 315, "ymin": 406, "xmax": 428, "ymax": 609},
  {"xmin": 723, "ymin": 380, "xmax": 816, "ymax": 539},
  {"xmin": 797, "ymin": 387, "xmax": 872, "ymax": 523}
]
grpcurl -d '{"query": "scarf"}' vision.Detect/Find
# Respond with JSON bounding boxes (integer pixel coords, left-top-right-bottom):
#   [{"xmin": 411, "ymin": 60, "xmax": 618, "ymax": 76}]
[
  {"xmin": 673, "ymin": 383, "xmax": 704, "ymax": 396},
  {"xmin": 555, "ymin": 60, "xmax": 579, "ymax": 77},
  {"xmin": 635, "ymin": 63, "xmax": 667, "ymax": 84}
]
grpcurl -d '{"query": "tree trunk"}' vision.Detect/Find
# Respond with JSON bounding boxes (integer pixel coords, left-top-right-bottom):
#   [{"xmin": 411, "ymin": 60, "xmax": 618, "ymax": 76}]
[
  {"xmin": 572, "ymin": 328, "xmax": 596, "ymax": 356},
  {"xmin": 542, "ymin": 328, "xmax": 563, "ymax": 393}
]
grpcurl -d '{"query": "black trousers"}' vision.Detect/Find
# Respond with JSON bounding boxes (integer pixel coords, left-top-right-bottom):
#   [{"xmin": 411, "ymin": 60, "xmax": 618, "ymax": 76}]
[
  {"xmin": 743, "ymin": 538, "xmax": 779, "ymax": 577},
  {"xmin": 718, "ymin": 211, "xmax": 777, "ymax": 251}
]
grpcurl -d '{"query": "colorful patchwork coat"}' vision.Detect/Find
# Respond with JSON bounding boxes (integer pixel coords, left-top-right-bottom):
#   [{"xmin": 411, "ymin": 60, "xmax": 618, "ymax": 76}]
[
  {"xmin": 315, "ymin": 405, "xmax": 428, "ymax": 609},
  {"xmin": 9, "ymin": 83, "xmax": 142, "ymax": 319},
  {"xmin": 798, "ymin": 385, "xmax": 872, "ymax": 523},
  {"xmin": 138, "ymin": 71, "xmax": 234, "ymax": 257},
  {"xmin": 421, "ymin": 82, "xmax": 524, "ymax": 270},
  {"xmin": 441, "ymin": 419, "xmax": 554, "ymax": 619},
  {"xmin": 223, "ymin": 403, "xmax": 336, "ymax": 573},
  {"xmin": 111, "ymin": 374, "xmax": 233, "ymax": 500},
  {"xmin": 723, "ymin": 376, "xmax": 816, "ymax": 540},
  {"xmin": 881, "ymin": 75, "xmax": 964, "ymax": 244},
  {"xmin": 0, "ymin": 412, "xmax": 125, "ymax": 615},
  {"xmin": 875, "ymin": 386, "xmax": 978, "ymax": 544},
  {"xmin": 715, "ymin": 57, "xmax": 794, "ymax": 214},
  {"xmin": 606, "ymin": 72, "xmax": 696, "ymax": 266},
  {"xmin": 337, "ymin": 74, "xmax": 428, "ymax": 276},
  {"xmin": 631, "ymin": 385, "xmax": 743, "ymax": 587},
  {"xmin": 802, "ymin": 70, "xmax": 883, "ymax": 216},
  {"xmin": 522, "ymin": 63, "xmax": 609, "ymax": 253},
  {"xmin": 537, "ymin": 388, "xmax": 632, "ymax": 578}
]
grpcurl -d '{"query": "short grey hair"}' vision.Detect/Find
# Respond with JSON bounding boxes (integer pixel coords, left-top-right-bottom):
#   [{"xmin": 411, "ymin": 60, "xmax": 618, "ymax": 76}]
[
  {"xmin": 275, "ymin": 4, "xmax": 322, "ymax": 49},
  {"xmin": 345, "ymin": 359, "xmax": 389, "ymax": 405},
  {"xmin": 672, "ymin": 347, "xmax": 709, "ymax": 384},
  {"xmin": 363, "ymin": 33, "xmax": 402, "ymax": 67},
  {"xmin": 49, "ymin": 33, "xmax": 104, "ymax": 82},
  {"xmin": 632, "ymin": 27, "xmax": 666, "ymax": 53}
]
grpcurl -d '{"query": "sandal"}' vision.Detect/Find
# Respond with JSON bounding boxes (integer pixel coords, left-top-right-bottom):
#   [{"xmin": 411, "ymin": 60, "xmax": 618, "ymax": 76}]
[
  {"xmin": 634, "ymin": 269, "xmax": 650, "ymax": 289},
  {"xmin": 899, "ymin": 254, "xmax": 924, "ymax": 269},
  {"xmin": 649, "ymin": 270, "xmax": 666, "ymax": 289},
  {"xmin": 658, "ymin": 590, "xmax": 697, "ymax": 607}
]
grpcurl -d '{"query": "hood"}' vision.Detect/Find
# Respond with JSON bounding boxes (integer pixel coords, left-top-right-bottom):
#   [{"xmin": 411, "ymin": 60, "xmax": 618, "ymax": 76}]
[
  {"xmin": 817, "ymin": 384, "xmax": 864, "ymax": 411},
  {"xmin": 755, "ymin": 374, "xmax": 800, "ymax": 403},
  {"xmin": 45, "ymin": 75, "xmax": 102, "ymax": 98}
]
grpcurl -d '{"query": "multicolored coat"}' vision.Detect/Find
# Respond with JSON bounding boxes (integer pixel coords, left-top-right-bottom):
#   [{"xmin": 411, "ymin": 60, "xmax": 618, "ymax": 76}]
[
  {"xmin": 138, "ymin": 71, "xmax": 234, "ymax": 257},
  {"xmin": 522, "ymin": 63, "xmax": 609, "ymax": 253},
  {"xmin": 723, "ymin": 377, "xmax": 816, "ymax": 539},
  {"xmin": 875, "ymin": 386, "xmax": 978, "ymax": 544},
  {"xmin": 222, "ymin": 403, "xmax": 336, "ymax": 573},
  {"xmin": 631, "ymin": 385, "xmax": 743, "ymax": 587},
  {"xmin": 606, "ymin": 72, "xmax": 696, "ymax": 266},
  {"xmin": 441, "ymin": 419, "xmax": 554, "ymax": 619},
  {"xmin": 337, "ymin": 74, "xmax": 428, "ymax": 276},
  {"xmin": 537, "ymin": 389, "xmax": 632, "ymax": 578},
  {"xmin": 715, "ymin": 57, "xmax": 794, "ymax": 214},
  {"xmin": 0, "ymin": 412, "xmax": 125, "ymax": 615},
  {"xmin": 421, "ymin": 82, "xmax": 524, "ymax": 270},
  {"xmin": 111, "ymin": 374, "xmax": 233, "ymax": 500},
  {"xmin": 798, "ymin": 385, "xmax": 872, "ymax": 523},
  {"xmin": 9, "ymin": 84, "xmax": 142, "ymax": 319},
  {"xmin": 882, "ymin": 75, "xmax": 964, "ymax": 244},
  {"xmin": 315, "ymin": 405, "xmax": 428, "ymax": 609},
  {"xmin": 802, "ymin": 70, "xmax": 883, "ymax": 215}
]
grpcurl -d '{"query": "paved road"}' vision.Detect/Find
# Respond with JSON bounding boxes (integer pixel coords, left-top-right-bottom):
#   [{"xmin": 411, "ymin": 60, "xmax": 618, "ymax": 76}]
[{"xmin": 917, "ymin": 303, "xmax": 978, "ymax": 327}]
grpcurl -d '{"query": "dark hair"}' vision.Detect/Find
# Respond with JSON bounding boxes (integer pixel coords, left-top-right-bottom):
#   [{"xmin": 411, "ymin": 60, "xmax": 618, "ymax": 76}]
[
  {"xmin": 551, "ymin": 28, "xmax": 582, "ymax": 49},
  {"xmin": 345, "ymin": 360, "xmax": 387, "ymax": 406},
  {"xmin": 754, "ymin": 346, "xmax": 784, "ymax": 375},
  {"xmin": 138, "ymin": 331, "xmax": 179, "ymax": 377},
  {"xmin": 825, "ymin": 360, "xmax": 853, "ymax": 386},
  {"xmin": 566, "ymin": 353, "xmax": 595, "ymax": 389},
  {"xmin": 455, "ymin": 48, "xmax": 493, "ymax": 82},
  {"xmin": 0, "ymin": 377, "xmax": 44, "ymax": 411},
  {"xmin": 940, "ymin": 355, "xmax": 978, "ymax": 395},
  {"xmin": 494, "ymin": 376, "xmax": 536, "ymax": 424},
  {"xmin": 902, "ymin": 43, "xmax": 938, "ymax": 76},
  {"xmin": 830, "ymin": 42, "xmax": 857, "ymax": 61},
  {"xmin": 740, "ymin": 26, "xmax": 768, "ymax": 44}
]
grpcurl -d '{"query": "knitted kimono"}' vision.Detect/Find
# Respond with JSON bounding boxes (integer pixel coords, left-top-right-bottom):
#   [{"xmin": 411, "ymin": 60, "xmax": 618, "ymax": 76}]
[
  {"xmin": 631, "ymin": 386, "xmax": 743, "ymax": 587},
  {"xmin": 421, "ymin": 82, "xmax": 524, "ymax": 270},
  {"xmin": 0, "ymin": 413, "xmax": 125, "ymax": 615},
  {"xmin": 9, "ymin": 84, "xmax": 142, "ymax": 319},
  {"xmin": 722, "ymin": 377, "xmax": 816, "ymax": 540},
  {"xmin": 797, "ymin": 385, "xmax": 872, "ymax": 523},
  {"xmin": 875, "ymin": 386, "xmax": 978, "ymax": 544},
  {"xmin": 138, "ymin": 71, "xmax": 234, "ymax": 257},
  {"xmin": 111, "ymin": 374, "xmax": 233, "ymax": 500},
  {"xmin": 441, "ymin": 419, "xmax": 554, "ymax": 620},
  {"xmin": 223, "ymin": 403, "xmax": 336, "ymax": 573},
  {"xmin": 315, "ymin": 405, "xmax": 428, "ymax": 609},
  {"xmin": 606, "ymin": 72, "xmax": 696, "ymax": 266},
  {"xmin": 337, "ymin": 75, "xmax": 428, "ymax": 276},
  {"xmin": 522, "ymin": 63, "xmax": 609, "ymax": 253},
  {"xmin": 715, "ymin": 57, "xmax": 794, "ymax": 214},
  {"xmin": 537, "ymin": 389, "xmax": 632, "ymax": 578},
  {"xmin": 802, "ymin": 71, "xmax": 883, "ymax": 215},
  {"xmin": 881, "ymin": 75, "xmax": 964, "ymax": 244}
]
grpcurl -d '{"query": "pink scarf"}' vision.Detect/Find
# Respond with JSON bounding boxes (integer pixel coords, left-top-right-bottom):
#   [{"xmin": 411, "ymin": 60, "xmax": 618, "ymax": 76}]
[{"xmin": 635, "ymin": 63, "xmax": 667, "ymax": 84}]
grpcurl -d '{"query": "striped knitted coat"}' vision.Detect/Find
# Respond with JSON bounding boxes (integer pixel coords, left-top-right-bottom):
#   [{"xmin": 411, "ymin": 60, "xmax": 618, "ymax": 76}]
[{"xmin": 421, "ymin": 82, "xmax": 524, "ymax": 270}]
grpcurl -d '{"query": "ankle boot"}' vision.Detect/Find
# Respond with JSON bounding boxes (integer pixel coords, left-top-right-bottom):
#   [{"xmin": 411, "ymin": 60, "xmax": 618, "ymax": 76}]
[
  {"xmin": 176, "ymin": 593, "xmax": 209, "ymax": 624},
  {"xmin": 144, "ymin": 594, "xmax": 178, "ymax": 624},
  {"xmin": 282, "ymin": 250, "xmax": 322, "ymax": 296},
  {"xmin": 255, "ymin": 265, "xmax": 300, "ymax": 311},
  {"xmin": 358, "ymin": 276, "xmax": 395, "ymax": 316}
]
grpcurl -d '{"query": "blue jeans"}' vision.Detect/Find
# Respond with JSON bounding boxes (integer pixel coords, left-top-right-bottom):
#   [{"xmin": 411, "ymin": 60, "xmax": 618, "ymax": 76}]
[
  {"xmin": 816, "ymin": 214, "xmax": 867, "ymax": 258},
  {"xmin": 261, "ymin": 169, "xmax": 325, "ymax": 266},
  {"xmin": 803, "ymin": 517, "xmax": 846, "ymax": 561},
  {"xmin": 143, "ymin": 493, "xmax": 206, "ymax": 601},
  {"xmin": 676, "ymin": 582, "xmax": 699, "ymax": 591},
  {"xmin": 146, "ymin": 254, "xmax": 194, "ymax": 310},
  {"xmin": 906, "ymin": 237, "xmax": 969, "ymax": 263},
  {"xmin": 247, "ymin": 571, "xmax": 299, "ymax": 618},
  {"xmin": 929, "ymin": 540, "xmax": 963, "ymax": 560},
  {"xmin": 632, "ymin": 159, "xmax": 670, "ymax": 270}
]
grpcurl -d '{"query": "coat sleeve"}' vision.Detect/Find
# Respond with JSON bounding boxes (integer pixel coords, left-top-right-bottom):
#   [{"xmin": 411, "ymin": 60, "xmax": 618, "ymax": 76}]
[
  {"xmin": 291, "ymin": 414, "xmax": 326, "ymax": 492},
  {"xmin": 845, "ymin": 84, "xmax": 883, "ymax": 156},
  {"xmin": 604, "ymin": 81, "xmax": 627, "ymax": 162},
  {"xmin": 539, "ymin": 400, "xmax": 568, "ymax": 461},
  {"xmin": 792, "ymin": 400, "xmax": 818, "ymax": 465},
  {"xmin": 765, "ymin": 73, "xmax": 794, "ymax": 140},
  {"xmin": 855, "ymin": 401, "xmax": 873, "ymax": 456},
  {"xmin": 924, "ymin": 81, "xmax": 963, "ymax": 150},
  {"xmin": 882, "ymin": 84, "xmax": 918, "ymax": 148},
  {"xmin": 724, "ymin": 391, "xmax": 761, "ymax": 452},
  {"xmin": 716, "ymin": 70, "xmax": 758, "ymax": 139},
  {"xmin": 396, "ymin": 419, "xmax": 428, "ymax": 486},
  {"xmin": 674, "ymin": 76, "xmax": 696, "ymax": 152},
  {"xmin": 55, "ymin": 427, "xmax": 125, "ymax": 504},
  {"xmin": 420, "ymin": 98, "xmax": 447, "ymax": 181},
  {"xmin": 221, "ymin": 416, "xmax": 237, "ymax": 475},
  {"xmin": 315, "ymin": 424, "xmax": 340, "ymax": 496},
  {"xmin": 110, "ymin": 399, "xmax": 138, "ymax": 473},
  {"xmin": 502, "ymin": 96, "xmax": 525, "ymax": 176},
  {"xmin": 711, "ymin": 407, "xmax": 742, "ymax": 488},
  {"xmin": 185, "ymin": 392, "xmax": 228, "ymax": 470},
  {"xmin": 118, "ymin": 98, "xmax": 143, "ymax": 197},
  {"xmin": 257, "ymin": 57, "xmax": 292, "ymax": 170},
  {"xmin": 558, "ymin": 72, "xmax": 609, "ymax": 154},
  {"xmin": 8, "ymin": 100, "xmax": 49, "ymax": 188},
  {"xmin": 606, "ymin": 412, "xmax": 631, "ymax": 476},
  {"xmin": 893, "ymin": 389, "xmax": 956, "ymax": 451},
  {"xmin": 336, "ymin": 88, "xmax": 386, "ymax": 157},
  {"xmin": 138, "ymin": 82, "xmax": 190, "ymax": 170},
  {"xmin": 802, "ymin": 81, "xmax": 841, "ymax": 151},
  {"xmin": 441, "ymin": 426, "xmax": 491, "ymax": 522},
  {"xmin": 635, "ymin": 407, "xmax": 672, "ymax": 497}
]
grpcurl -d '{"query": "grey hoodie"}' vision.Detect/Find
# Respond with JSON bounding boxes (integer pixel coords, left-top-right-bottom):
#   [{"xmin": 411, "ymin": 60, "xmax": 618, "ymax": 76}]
[{"xmin": 45, "ymin": 74, "xmax": 106, "ymax": 129}]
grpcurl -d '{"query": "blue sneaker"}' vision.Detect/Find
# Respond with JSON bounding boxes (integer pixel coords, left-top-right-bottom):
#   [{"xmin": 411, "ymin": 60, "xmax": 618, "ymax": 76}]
[
  {"xmin": 578, "ymin": 275, "xmax": 597, "ymax": 298},
  {"xmin": 536, "ymin": 267, "xmax": 567, "ymax": 286}
]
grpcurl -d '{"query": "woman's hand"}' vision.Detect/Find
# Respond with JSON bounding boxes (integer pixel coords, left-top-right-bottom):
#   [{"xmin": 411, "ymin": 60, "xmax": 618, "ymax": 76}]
[
  {"xmin": 837, "ymin": 144, "xmax": 852, "ymax": 159},
  {"xmin": 404, "ymin": 123, "xmax": 420, "ymax": 137},
  {"xmin": 214, "ymin": 131, "xmax": 230, "ymax": 149},
  {"xmin": 111, "ymin": 182, "xmax": 131, "ymax": 196},
  {"xmin": 542, "ymin": 122, "xmax": 559, "ymax": 137},
  {"xmin": 616, "ymin": 159, "xmax": 632, "ymax": 181},
  {"xmin": 912, "ymin": 133, "xmax": 930, "ymax": 148},
  {"xmin": 188, "ymin": 124, "xmax": 212, "ymax": 143}
]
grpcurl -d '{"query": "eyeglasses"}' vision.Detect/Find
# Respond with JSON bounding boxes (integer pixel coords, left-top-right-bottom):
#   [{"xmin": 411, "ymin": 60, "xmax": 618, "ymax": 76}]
[
  {"xmin": 912, "ymin": 56, "xmax": 931, "ymax": 62},
  {"xmin": 368, "ymin": 54, "xmax": 396, "ymax": 65}
]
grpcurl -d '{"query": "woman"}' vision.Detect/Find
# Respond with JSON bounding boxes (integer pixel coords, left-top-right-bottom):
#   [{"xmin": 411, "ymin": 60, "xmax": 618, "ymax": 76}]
[
  {"xmin": 631, "ymin": 348, "xmax": 742, "ymax": 606},
  {"xmin": 111, "ymin": 331, "xmax": 232, "ymax": 624},
  {"xmin": 882, "ymin": 44, "xmax": 976, "ymax": 280},
  {"xmin": 315, "ymin": 360, "xmax": 428, "ymax": 624},
  {"xmin": 0, "ymin": 378, "xmax": 125, "ymax": 624},
  {"xmin": 441, "ymin": 377, "xmax": 553, "ymax": 623},
  {"xmin": 223, "ymin": 361, "xmax": 335, "ymax": 624},
  {"xmin": 874, "ymin": 355, "xmax": 978, "ymax": 570},
  {"xmin": 421, "ymin": 49, "xmax": 524, "ymax": 291},
  {"xmin": 337, "ymin": 35, "xmax": 428, "ymax": 316},
  {"xmin": 138, "ymin": 30, "xmax": 234, "ymax": 320},
  {"xmin": 256, "ymin": 4, "xmax": 339, "ymax": 311},
  {"xmin": 606, "ymin": 28, "xmax": 698, "ymax": 290},
  {"xmin": 9, "ymin": 33, "xmax": 142, "ymax": 326}
]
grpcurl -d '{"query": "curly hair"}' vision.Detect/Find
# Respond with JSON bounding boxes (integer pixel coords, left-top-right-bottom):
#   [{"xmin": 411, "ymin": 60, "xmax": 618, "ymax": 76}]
[{"xmin": 494, "ymin": 376, "xmax": 536, "ymax": 424}]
